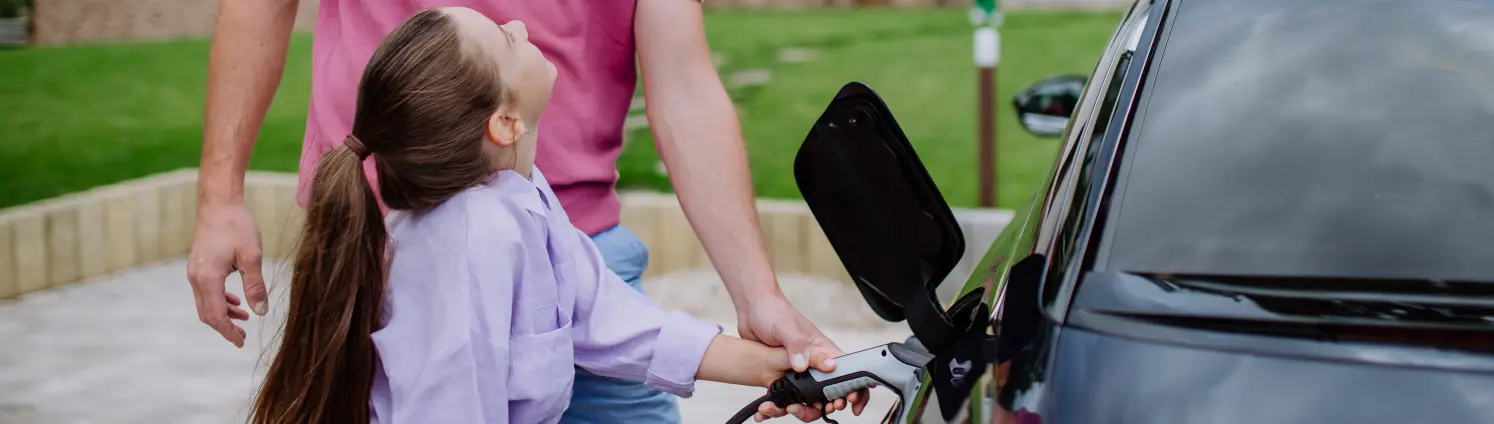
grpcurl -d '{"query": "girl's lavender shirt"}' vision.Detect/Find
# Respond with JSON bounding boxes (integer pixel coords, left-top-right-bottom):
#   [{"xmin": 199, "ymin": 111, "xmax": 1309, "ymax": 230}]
[{"xmin": 369, "ymin": 168, "xmax": 721, "ymax": 424}]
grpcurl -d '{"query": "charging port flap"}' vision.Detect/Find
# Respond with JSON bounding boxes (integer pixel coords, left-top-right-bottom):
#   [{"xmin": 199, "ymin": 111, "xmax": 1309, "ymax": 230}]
[{"xmin": 794, "ymin": 82, "xmax": 968, "ymax": 347}]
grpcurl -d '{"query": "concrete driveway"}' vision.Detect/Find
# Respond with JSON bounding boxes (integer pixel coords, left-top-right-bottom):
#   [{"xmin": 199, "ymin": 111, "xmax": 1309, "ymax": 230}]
[{"xmin": 0, "ymin": 261, "xmax": 914, "ymax": 423}]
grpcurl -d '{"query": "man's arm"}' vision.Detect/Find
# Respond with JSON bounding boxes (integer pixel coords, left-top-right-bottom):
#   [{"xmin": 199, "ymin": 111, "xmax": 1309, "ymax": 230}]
[
  {"xmin": 633, "ymin": 1, "xmax": 867, "ymax": 419},
  {"xmin": 201, "ymin": 0, "xmax": 300, "ymax": 206},
  {"xmin": 633, "ymin": 0, "xmax": 778, "ymax": 328},
  {"xmin": 186, "ymin": 0, "xmax": 300, "ymax": 348}
]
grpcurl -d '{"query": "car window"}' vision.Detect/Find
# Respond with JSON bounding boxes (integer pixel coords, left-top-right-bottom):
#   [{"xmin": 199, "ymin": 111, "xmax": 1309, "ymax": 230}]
[
  {"xmin": 1104, "ymin": 0, "xmax": 1494, "ymax": 282},
  {"xmin": 1039, "ymin": 4, "xmax": 1151, "ymax": 310}
]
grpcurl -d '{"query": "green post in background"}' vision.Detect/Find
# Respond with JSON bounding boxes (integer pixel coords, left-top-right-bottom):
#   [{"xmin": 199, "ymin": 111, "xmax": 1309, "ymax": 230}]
[{"xmin": 971, "ymin": 0, "xmax": 1002, "ymax": 207}]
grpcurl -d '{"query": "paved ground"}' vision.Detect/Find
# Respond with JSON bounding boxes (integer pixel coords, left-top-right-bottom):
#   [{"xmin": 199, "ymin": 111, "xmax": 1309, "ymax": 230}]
[{"xmin": 0, "ymin": 260, "xmax": 911, "ymax": 423}]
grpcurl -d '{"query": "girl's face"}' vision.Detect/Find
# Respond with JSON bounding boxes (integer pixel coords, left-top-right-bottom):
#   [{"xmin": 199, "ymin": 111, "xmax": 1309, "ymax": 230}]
[{"xmin": 444, "ymin": 7, "xmax": 557, "ymax": 177}]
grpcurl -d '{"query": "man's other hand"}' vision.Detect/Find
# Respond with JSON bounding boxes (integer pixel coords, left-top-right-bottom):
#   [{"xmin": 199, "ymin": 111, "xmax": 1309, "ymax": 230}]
[{"xmin": 186, "ymin": 203, "xmax": 266, "ymax": 348}]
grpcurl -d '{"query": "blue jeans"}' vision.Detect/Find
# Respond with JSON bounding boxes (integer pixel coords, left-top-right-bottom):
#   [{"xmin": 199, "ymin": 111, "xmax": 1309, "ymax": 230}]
[{"xmin": 560, "ymin": 225, "xmax": 682, "ymax": 424}]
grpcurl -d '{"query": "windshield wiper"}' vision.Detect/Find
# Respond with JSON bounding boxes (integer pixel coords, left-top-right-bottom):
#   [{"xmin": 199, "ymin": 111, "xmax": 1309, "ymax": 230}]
[
  {"xmin": 1070, "ymin": 271, "xmax": 1494, "ymax": 354},
  {"xmin": 1144, "ymin": 273, "xmax": 1494, "ymax": 297},
  {"xmin": 1094, "ymin": 310, "xmax": 1494, "ymax": 354},
  {"xmin": 1154, "ymin": 276, "xmax": 1494, "ymax": 325},
  {"xmin": 1065, "ymin": 272, "xmax": 1494, "ymax": 374}
]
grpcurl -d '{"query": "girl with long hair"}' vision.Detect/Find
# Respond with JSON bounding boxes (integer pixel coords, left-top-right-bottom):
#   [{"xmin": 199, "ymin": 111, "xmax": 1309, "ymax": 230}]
[{"xmin": 248, "ymin": 7, "xmax": 841, "ymax": 423}]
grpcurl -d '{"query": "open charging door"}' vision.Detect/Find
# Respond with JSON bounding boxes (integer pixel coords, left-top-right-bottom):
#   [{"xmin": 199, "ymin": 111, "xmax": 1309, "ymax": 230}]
[{"xmin": 794, "ymin": 82, "xmax": 972, "ymax": 351}]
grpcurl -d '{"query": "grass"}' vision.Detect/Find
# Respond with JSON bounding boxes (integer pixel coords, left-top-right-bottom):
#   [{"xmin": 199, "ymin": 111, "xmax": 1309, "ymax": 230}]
[
  {"xmin": 0, "ymin": 8, "xmax": 1121, "ymax": 209},
  {"xmin": 0, "ymin": 37, "xmax": 314, "ymax": 206}
]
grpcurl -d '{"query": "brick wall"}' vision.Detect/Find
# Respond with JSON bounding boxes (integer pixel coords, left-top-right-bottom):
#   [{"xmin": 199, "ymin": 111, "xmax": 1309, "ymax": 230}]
[
  {"xmin": 30, "ymin": 0, "xmax": 320, "ymax": 45},
  {"xmin": 28, "ymin": 0, "xmax": 951, "ymax": 45}
]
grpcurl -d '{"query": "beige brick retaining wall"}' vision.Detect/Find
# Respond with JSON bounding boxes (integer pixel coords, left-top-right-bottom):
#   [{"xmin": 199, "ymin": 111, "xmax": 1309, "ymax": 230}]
[
  {"xmin": 29, "ymin": 0, "xmax": 320, "ymax": 45},
  {"xmin": 0, "ymin": 170, "xmax": 198, "ymax": 298},
  {"xmin": 0, "ymin": 170, "xmax": 1010, "ymax": 301}
]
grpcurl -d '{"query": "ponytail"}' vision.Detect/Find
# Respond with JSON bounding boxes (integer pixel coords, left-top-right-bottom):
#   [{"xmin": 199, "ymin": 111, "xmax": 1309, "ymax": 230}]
[
  {"xmin": 251, "ymin": 146, "xmax": 387, "ymax": 424},
  {"xmin": 250, "ymin": 7, "xmax": 510, "ymax": 419}
]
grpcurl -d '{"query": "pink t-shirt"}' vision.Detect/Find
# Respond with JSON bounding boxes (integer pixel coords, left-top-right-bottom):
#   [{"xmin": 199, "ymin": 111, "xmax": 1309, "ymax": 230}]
[{"xmin": 298, "ymin": 0, "xmax": 638, "ymax": 235}]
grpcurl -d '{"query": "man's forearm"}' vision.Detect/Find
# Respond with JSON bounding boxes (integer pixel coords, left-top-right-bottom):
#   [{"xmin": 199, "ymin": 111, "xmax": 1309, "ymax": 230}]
[
  {"xmin": 646, "ymin": 71, "xmax": 784, "ymax": 308},
  {"xmin": 635, "ymin": 1, "xmax": 839, "ymax": 382},
  {"xmin": 199, "ymin": 0, "xmax": 300, "ymax": 206}
]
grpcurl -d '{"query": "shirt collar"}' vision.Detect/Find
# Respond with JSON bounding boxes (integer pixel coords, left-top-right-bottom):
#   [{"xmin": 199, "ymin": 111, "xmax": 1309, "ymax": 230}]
[
  {"xmin": 483, "ymin": 169, "xmax": 548, "ymax": 217},
  {"xmin": 530, "ymin": 167, "xmax": 556, "ymax": 207}
]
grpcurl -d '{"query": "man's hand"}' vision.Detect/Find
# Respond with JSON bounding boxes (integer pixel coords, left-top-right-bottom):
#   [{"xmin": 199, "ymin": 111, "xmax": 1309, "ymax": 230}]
[
  {"xmin": 740, "ymin": 295, "xmax": 872, "ymax": 422},
  {"xmin": 193, "ymin": 0, "xmax": 298, "ymax": 347},
  {"xmin": 186, "ymin": 203, "xmax": 267, "ymax": 348},
  {"xmin": 737, "ymin": 295, "xmax": 839, "ymax": 372}
]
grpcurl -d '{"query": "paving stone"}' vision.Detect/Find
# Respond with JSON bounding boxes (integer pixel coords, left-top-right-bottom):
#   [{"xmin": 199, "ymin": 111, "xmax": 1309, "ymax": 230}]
[
  {"xmin": 45, "ymin": 207, "xmax": 80, "ymax": 286},
  {"xmin": 76, "ymin": 200, "xmax": 109, "ymax": 280},
  {"xmin": 760, "ymin": 202, "xmax": 809, "ymax": 275},
  {"xmin": 159, "ymin": 181, "xmax": 193, "ymax": 257},
  {"xmin": 0, "ymin": 402, "xmax": 52, "ymax": 424},
  {"xmin": 656, "ymin": 204, "xmax": 705, "ymax": 273},
  {"xmin": 623, "ymin": 114, "xmax": 649, "ymax": 132},
  {"xmin": 250, "ymin": 184, "xmax": 289, "ymax": 260},
  {"xmin": 777, "ymin": 46, "xmax": 821, "ymax": 63},
  {"xmin": 727, "ymin": 68, "xmax": 773, "ymax": 89},
  {"xmin": 12, "ymin": 212, "xmax": 46, "ymax": 295},
  {"xmin": 104, "ymin": 192, "xmax": 138, "ymax": 272},
  {"xmin": 133, "ymin": 186, "xmax": 164, "ymax": 263},
  {"xmin": 0, "ymin": 219, "xmax": 16, "ymax": 299}
]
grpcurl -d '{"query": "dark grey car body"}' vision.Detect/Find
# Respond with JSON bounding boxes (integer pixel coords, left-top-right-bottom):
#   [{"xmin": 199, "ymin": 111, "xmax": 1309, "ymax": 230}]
[{"xmin": 857, "ymin": 0, "xmax": 1494, "ymax": 422}]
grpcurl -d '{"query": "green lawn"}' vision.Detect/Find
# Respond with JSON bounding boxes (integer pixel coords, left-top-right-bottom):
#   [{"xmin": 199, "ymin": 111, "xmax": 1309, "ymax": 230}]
[{"xmin": 0, "ymin": 8, "xmax": 1121, "ymax": 209}]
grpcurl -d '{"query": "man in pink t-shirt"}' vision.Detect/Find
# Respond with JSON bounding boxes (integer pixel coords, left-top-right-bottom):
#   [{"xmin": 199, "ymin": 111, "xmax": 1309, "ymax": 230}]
[{"xmin": 187, "ymin": 0, "xmax": 861, "ymax": 422}]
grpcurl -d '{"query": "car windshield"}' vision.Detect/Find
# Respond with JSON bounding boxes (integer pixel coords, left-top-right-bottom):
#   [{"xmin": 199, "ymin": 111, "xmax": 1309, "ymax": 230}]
[{"xmin": 1103, "ymin": 0, "xmax": 1494, "ymax": 282}]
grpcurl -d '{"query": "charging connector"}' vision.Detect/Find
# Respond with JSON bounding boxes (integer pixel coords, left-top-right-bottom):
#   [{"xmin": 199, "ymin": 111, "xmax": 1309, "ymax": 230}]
[{"xmin": 723, "ymin": 342, "xmax": 933, "ymax": 424}]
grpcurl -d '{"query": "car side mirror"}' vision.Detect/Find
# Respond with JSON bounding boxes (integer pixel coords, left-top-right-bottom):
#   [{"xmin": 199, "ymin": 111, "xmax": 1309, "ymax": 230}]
[{"xmin": 1011, "ymin": 74, "xmax": 1087, "ymax": 138}]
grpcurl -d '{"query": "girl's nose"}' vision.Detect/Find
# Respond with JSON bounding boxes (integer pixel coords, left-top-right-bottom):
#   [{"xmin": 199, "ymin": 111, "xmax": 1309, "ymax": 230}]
[{"xmin": 502, "ymin": 21, "xmax": 529, "ymax": 41}]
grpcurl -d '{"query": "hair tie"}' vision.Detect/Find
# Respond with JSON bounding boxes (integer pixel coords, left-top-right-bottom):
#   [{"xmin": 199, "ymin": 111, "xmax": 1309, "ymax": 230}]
[{"xmin": 344, "ymin": 134, "xmax": 371, "ymax": 160}]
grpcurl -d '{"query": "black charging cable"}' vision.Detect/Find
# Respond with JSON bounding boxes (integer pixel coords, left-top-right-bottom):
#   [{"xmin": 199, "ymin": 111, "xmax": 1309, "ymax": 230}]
[{"xmin": 725, "ymin": 372, "xmax": 843, "ymax": 424}]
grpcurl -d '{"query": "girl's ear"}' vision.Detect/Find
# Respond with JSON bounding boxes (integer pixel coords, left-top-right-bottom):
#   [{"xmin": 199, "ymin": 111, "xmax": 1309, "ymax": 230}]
[{"xmin": 486, "ymin": 110, "xmax": 527, "ymax": 148}]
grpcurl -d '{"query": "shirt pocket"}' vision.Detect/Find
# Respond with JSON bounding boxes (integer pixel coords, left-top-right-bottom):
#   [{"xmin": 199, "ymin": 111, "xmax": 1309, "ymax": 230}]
[
  {"xmin": 507, "ymin": 321, "xmax": 576, "ymax": 419},
  {"xmin": 516, "ymin": 213, "xmax": 565, "ymax": 335}
]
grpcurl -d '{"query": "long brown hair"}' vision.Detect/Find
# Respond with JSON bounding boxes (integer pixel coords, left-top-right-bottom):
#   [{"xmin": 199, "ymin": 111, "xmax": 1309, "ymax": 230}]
[{"xmin": 250, "ymin": 8, "xmax": 508, "ymax": 424}]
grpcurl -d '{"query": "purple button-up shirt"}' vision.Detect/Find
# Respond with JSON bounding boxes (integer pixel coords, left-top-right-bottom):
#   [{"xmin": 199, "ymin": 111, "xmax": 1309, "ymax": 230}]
[{"xmin": 369, "ymin": 168, "xmax": 721, "ymax": 423}]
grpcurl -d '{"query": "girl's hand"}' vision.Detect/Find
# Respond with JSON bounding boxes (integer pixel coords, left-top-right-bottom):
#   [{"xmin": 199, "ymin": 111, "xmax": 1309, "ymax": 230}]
[
  {"xmin": 750, "ymin": 352, "xmax": 871, "ymax": 422},
  {"xmin": 695, "ymin": 335, "xmax": 870, "ymax": 421},
  {"xmin": 753, "ymin": 389, "xmax": 870, "ymax": 422}
]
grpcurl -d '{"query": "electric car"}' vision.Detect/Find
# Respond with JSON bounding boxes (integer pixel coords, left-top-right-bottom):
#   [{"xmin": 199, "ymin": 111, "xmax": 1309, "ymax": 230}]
[{"xmin": 793, "ymin": 0, "xmax": 1494, "ymax": 422}]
